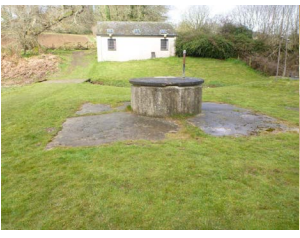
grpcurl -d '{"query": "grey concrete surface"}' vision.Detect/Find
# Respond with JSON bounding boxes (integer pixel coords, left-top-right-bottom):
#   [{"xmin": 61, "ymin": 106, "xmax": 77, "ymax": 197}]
[
  {"xmin": 131, "ymin": 85, "xmax": 202, "ymax": 117},
  {"xmin": 129, "ymin": 77, "xmax": 204, "ymax": 87},
  {"xmin": 76, "ymin": 103, "xmax": 112, "ymax": 115},
  {"xmin": 46, "ymin": 101, "xmax": 297, "ymax": 149},
  {"xmin": 46, "ymin": 112, "xmax": 178, "ymax": 149},
  {"xmin": 75, "ymin": 102, "xmax": 131, "ymax": 115},
  {"xmin": 188, "ymin": 102, "xmax": 291, "ymax": 136}
]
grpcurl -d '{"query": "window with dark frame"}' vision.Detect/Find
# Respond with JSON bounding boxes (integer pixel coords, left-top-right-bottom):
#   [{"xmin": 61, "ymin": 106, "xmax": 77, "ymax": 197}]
[
  {"xmin": 108, "ymin": 39, "xmax": 116, "ymax": 51},
  {"xmin": 161, "ymin": 39, "xmax": 168, "ymax": 51}
]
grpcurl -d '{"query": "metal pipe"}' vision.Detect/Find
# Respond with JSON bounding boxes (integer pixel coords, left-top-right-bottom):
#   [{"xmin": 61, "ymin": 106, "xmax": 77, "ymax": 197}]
[{"xmin": 183, "ymin": 50, "xmax": 186, "ymax": 78}]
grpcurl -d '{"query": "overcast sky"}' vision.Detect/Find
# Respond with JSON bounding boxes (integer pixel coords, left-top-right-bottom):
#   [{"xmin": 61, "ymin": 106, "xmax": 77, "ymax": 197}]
[{"xmin": 167, "ymin": 5, "xmax": 236, "ymax": 24}]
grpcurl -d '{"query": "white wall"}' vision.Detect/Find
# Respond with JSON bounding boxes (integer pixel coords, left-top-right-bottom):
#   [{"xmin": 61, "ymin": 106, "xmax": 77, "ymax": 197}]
[{"xmin": 97, "ymin": 36, "xmax": 176, "ymax": 62}]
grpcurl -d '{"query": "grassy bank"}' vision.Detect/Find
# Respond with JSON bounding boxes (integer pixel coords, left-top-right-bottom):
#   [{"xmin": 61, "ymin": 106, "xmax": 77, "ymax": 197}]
[{"xmin": 1, "ymin": 51, "xmax": 299, "ymax": 229}]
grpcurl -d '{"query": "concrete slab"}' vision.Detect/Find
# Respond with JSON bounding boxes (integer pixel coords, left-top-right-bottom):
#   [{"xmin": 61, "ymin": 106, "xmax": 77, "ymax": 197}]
[
  {"xmin": 43, "ymin": 79, "xmax": 88, "ymax": 84},
  {"xmin": 188, "ymin": 102, "xmax": 291, "ymax": 136},
  {"xmin": 46, "ymin": 112, "xmax": 178, "ymax": 149},
  {"xmin": 75, "ymin": 102, "xmax": 130, "ymax": 115},
  {"xmin": 76, "ymin": 103, "xmax": 112, "ymax": 115}
]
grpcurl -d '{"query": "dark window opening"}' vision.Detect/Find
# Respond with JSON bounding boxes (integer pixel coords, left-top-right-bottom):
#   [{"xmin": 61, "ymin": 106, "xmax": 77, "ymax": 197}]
[
  {"xmin": 161, "ymin": 39, "xmax": 168, "ymax": 51},
  {"xmin": 108, "ymin": 39, "xmax": 116, "ymax": 51}
]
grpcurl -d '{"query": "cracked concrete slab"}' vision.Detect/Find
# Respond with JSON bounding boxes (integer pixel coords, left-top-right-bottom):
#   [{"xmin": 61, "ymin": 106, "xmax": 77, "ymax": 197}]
[
  {"xmin": 188, "ymin": 102, "xmax": 292, "ymax": 136},
  {"xmin": 46, "ymin": 112, "xmax": 178, "ymax": 149}
]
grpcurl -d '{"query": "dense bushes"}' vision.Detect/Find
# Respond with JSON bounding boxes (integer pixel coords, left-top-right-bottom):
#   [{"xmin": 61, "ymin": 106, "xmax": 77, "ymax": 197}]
[
  {"xmin": 176, "ymin": 33, "xmax": 236, "ymax": 59},
  {"xmin": 175, "ymin": 23, "xmax": 300, "ymax": 76},
  {"xmin": 220, "ymin": 23, "xmax": 253, "ymax": 38},
  {"xmin": 176, "ymin": 24, "xmax": 267, "ymax": 60}
]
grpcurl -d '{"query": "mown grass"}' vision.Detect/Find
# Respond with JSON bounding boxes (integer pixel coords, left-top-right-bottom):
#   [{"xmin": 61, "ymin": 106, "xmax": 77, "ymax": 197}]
[
  {"xmin": 47, "ymin": 50, "xmax": 95, "ymax": 80},
  {"xmin": 51, "ymin": 51, "xmax": 299, "ymax": 125},
  {"xmin": 1, "ymin": 51, "xmax": 299, "ymax": 229},
  {"xmin": 204, "ymin": 79, "xmax": 299, "ymax": 125},
  {"xmin": 50, "ymin": 50, "xmax": 267, "ymax": 87},
  {"xmin": 88, "ymin": 57, "xmax": 267, "ymax": 88}
]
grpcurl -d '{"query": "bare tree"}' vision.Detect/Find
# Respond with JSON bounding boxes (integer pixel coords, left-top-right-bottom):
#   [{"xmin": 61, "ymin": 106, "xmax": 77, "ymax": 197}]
[
  {"xmin": 95, "ymin": 5, "xmax": 170, "ymax": 22},
  {"xmin": 53, "ymin": 5, "xmax": 95, "ymax": 34},
  {"xmin": 228, "ymin": 5, "xmax": 298, "ymax": 38},
  {"xmin": 179, "ymin": 5, "xmax": 211, "ymax": 32},
  {"xmin": 1, "ymin": 5, "xmax": 85, "ymax": 54},
  {"xmin": 226, "ymin": 5, "xmax": 299, "ymax": 76}
]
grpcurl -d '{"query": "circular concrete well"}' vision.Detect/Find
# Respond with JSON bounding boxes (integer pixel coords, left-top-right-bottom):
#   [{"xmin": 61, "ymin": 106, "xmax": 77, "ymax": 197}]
[{"xmin": 129, "ymin": 77, "xmax": 204, "ymax": 117}]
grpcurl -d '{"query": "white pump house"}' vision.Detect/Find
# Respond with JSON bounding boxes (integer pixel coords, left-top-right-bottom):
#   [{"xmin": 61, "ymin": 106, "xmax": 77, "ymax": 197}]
[{"xmin": 96, "ymin": 21, "xmax": 176, "ymax": 62}]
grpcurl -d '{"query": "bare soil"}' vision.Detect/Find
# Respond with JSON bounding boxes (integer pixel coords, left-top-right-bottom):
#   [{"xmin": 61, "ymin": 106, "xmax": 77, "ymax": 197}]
[
  {"xmin": 1, "ymin": 33, "xmax": 96, "ymax": 49},
  {"xmin": 1, "ymin": 54, "xmax": 60, "ymax": 86},
  {"xmin": 38, "ymin": 33, "xmax": 93, "ymax": 49},
  {"xmin": 71, "ymin": 51, "xmax": 89, "ymax": 67}
]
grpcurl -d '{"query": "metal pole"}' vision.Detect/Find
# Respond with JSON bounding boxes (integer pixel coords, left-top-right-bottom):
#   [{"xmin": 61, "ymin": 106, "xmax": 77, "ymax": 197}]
[
  {"xmin": 183, "ymin": 50, "xmax": 186, "ymax": 78},
  {"xmin": 282, "ymin": 38, "xmax": 289, "ymax": 78},
  {"xmin": 276, "ymin": 35, "xmax": 284, "ymax": 79}
]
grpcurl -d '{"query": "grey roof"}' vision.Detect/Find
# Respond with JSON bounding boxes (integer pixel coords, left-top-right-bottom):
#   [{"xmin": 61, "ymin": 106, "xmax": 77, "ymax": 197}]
[{"xmin": 97, "ymin": 21, "xmax": 176, "ymax": 36}]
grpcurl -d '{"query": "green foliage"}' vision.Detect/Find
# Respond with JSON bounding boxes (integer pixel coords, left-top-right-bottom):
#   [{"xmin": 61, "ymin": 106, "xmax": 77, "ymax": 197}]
[
  {"xmin": 220, "ymin": 23, "xmax": 253, "ymax": 38},
  {"xmin": 252, "ymin": 39, "xmax": 270, "ymax": 53},
  {"xmin": 176, "ymin": 33, "xmax": 236, "ymax": 59},
  {"xmin": 220, "ymin": 24, "xmax": 269, "ymax": 58},
  {"xmin": 176, "ymin": 23, "xmax": 271, "ymax": 61}
]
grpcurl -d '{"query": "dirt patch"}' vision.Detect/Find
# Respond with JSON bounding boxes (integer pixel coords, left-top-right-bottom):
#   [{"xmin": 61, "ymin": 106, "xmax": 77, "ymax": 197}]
[
  {"xmin": 1, "ymin": 34, "xmax": 16, "ymax": 48},
  {"xmin": 38, "ymin": 33, "xmax": 94, "ymax": 49},
  {"xmin": 71, "ymin": 51, "xmax": 89, "ymax": 67},
  {"xmin": 90, "ymin": 81, "xmax": 105, "ymax": 85},
  {"xmin": 2, "ymin": 33, "xmax": 96, "ymax": 50},
  {"xmin": 1, "ymin": 54, "xmax": 59, "ymax": 86}
]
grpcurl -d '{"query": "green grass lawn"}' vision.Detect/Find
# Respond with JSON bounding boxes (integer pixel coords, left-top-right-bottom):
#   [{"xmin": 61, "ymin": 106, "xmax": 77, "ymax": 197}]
[{"xmin": 1, "ymin": 51, "xmax": 299, "ymax": 229}]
